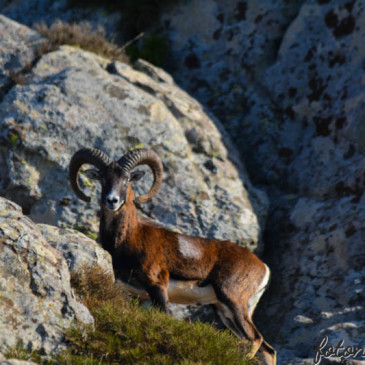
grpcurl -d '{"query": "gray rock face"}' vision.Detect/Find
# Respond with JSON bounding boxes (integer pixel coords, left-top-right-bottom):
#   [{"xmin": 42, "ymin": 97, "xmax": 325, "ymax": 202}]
[
  {"xmin": 0, "ymin": 197, "xmax": 93, "ymax": 354},
  {"xmin": 0, "ymin": 361, "xmax": 38, "ymax": 365},
  {"xmin": 161, "ymin": 0, "xmax": 305, "ymax": 182},
  {"xmin": 0, "ymin": 0, "xmax": 121, "ymax": 37},
  {"xmin": 0, "ymin": 30, "xmax": 268, "ymax": 252},
  {"xmin": 161, "ymin": 0, "xmax": 365, "ymax": 363},
  {"xmin": 3, "ymin": 1, "xmax": 364, "ymax": 362},
  {"xmin": 0, "ymin": 15, "xmax": 44, "ymax": 100},
  {"xmin": 0, "ymin": 14, "xmax": 269, "ymax": 360},
  {"xmin": 38, "ymin": 224, "xmax": 113, "ymax": 276}
]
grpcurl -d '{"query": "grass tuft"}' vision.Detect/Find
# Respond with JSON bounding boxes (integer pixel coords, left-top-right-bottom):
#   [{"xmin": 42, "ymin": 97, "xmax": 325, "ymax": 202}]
[
  {"xmin": 70, "ymin": 265, "xmax": 127, "ymax": 310},
  {"xmin": 66, "ymin": 0, "xmax": 172, "ymax": 67},
  {"xmin": 4, "ymin": 340, "xmax": 43, "ymax": 362},
  {"xmin": 34, "ymin": 20, "xmax": 129, "ymax": 63},
  {"xmin": 9, "ymin": 20, "xmax": 130, "ymax": 86}
]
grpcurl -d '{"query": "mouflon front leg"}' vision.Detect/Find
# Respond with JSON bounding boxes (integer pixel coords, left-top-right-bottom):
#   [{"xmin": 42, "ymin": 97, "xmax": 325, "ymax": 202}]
[{"xmin": 143, "ymin": 266, "xmax": 170, "ymax": 313}]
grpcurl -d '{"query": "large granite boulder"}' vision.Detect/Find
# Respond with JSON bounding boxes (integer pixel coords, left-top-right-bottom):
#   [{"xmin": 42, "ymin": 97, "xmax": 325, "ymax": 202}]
[
  {"xmin": 257, "ymin": 2, "xmax": 365, "ymax": 362},
  {"xmin": 0, "ymin": 196, "xmax": 93, "ymax": 354},
  {"xmin": 0, "ymin": 14, "xmax": 269, "ymax": 359},
  {"xmin": 4, "ymin": 1, "xmax": 364, "ymax": 361},
  {"xmin": 0, "ymin": 15, "xmax": 44, "ymax": 100},
  {"xmin": 38, "ymin": 224, "xmax": 113, "ymax": 277},
  {"xmin": 0, "ymin": 17, "xmax": 268, "ymax": 253}
]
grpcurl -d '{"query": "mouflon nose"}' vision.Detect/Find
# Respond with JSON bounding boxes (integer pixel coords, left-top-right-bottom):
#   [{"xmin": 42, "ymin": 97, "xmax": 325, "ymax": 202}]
[
  {"xmin": 105, "ymin": 192, "xmax": 121, "ymax": 210},
  {"xmin": 106, "ymin": 195, "xmax": 119, "ymax": 205}
]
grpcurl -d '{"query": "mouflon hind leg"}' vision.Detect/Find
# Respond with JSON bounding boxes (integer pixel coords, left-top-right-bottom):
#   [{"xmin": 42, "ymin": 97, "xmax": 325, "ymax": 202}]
[
  {"xmin": 221, "ymin": 300, "xmax": 275, "ymax": 364},
  {"xmin": 213, "ymin": 283, "xmax": 276, "ymax": 365},
  {"xmin": 213, "ymin": 303, "xmax": 244, "ymax": 339},
  {"xmin": 256, "ymin": 339, "xmax": 277, "ymax": 365}
]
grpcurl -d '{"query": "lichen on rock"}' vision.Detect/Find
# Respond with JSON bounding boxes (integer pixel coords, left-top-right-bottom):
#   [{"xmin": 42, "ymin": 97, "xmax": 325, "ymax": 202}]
[
  {"xmin": 0, "ymin": 38, "xmax": 267, "ymax": 252},
  {"xmin": 0, "ymin": 196, "xmax": 93, "ymax": 355},
  {"xmin": 0, "ymin": 13, "xmax": 270, "ymax": 360}
]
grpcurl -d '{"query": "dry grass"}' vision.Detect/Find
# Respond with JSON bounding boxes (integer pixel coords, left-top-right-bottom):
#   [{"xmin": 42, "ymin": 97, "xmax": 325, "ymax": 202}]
[
  {"xmin": 8, "ymin": 20, "xmax": 129, "ymax": 86},
  {"xmin": 70, "ymin": 265, "xmax": 127, "ymax": 310},
  {"xmin": 35, "ymin": 20, "xmax": 129, "ymax": 63},
  {"xmin": 62, "ymin": 266, "xmax": 257, "ymax": 364},
  {"xmin": 5, "ymin": 266, "xmax": 257, "ymax": 364},
  {"xmin": 66, "ymin": 0, "xmax": 172, "ymax": 67}
]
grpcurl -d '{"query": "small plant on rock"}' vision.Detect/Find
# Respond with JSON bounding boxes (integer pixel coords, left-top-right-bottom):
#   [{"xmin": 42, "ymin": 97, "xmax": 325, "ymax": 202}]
[{"xmin": 35, "ymin": 20, "xmax": 129, "ymax": 63}]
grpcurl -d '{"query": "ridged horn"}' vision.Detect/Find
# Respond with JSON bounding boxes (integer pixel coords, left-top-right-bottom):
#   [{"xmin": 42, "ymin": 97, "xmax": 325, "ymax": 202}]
[
  {"xmin": 118, "ymin": 148, "xmax": 163, "ymax": 203},
  {"xmin": 69, "ymin": 148, "xmax": 112, "ymax": 202}
]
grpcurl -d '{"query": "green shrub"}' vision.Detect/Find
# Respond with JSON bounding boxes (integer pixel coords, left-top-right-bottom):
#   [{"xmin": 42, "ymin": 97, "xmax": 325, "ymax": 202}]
[
  {"xmin": 66, "ymin": 0, "xmax": 172, "ymax": 67},
  {"xmin": 127, "ymin": 32, "xmax": 170, "ymax": 67},
  {"xmin": 67, "ymin": 0, "xmax": 170, "ymax": 34}
]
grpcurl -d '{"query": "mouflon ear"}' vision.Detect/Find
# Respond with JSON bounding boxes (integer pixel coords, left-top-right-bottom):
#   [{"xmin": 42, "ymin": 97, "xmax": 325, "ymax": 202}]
[
  {"xmin": 84, "ymin": 168, "xmax": 101, "ymax": 180},
  {"xmin": 130, "ymin": 170, "xmax": 145, "ymax": 182}
]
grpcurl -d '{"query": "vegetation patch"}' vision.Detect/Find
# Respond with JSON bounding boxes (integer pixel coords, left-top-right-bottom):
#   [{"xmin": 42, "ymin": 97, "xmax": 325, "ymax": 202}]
[
  {"xmin": 127, "ymin": 32, "xmax": 169, "ymax": 67},
  {"xmin": 9, "ymin": 20, "xmax": 129, "ymax": 86},
  {"xmin": 4, "ymin": 340, "xmax": 43, "ymax": 363},
  {"xmin": 66, "ymin": 0, "xmax": 172, "ymax": 66},
  {"xmin": 5, "ymin": 266, "xmax": 256, "ymax": 364},
  {"xmin": 73, "ymin": 224, "xmax": 99, "ymax": 241},
  {"xmin": 63, "ymin": 266, "xmax": 256, "ymax": 364},
  {"xmin": 35, "ymin": 20, "xmax": 129, "ymax": 64},
  {"xmin": 67, "ymin": 0, "xmax": 170, "ymax": 36}
]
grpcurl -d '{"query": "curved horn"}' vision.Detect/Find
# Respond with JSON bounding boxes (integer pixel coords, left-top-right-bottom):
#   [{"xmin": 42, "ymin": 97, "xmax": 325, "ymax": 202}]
[
  {"xmin": 118, "ymin": 148, "xmax": 163, "ymax": 203},
  {"xmin": 69, "ymin": 148, "xmax": 112, "ymax": 202}
]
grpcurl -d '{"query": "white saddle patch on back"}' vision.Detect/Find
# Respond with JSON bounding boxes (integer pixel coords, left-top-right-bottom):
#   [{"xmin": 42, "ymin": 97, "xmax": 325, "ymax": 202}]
[
  {"xmin": 178, "ymin": 236, "xmax": 202, "ymax": 259},
  {"xmin": 247, "ymin": 263, "xmax": 270, "ymax": 317}
]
